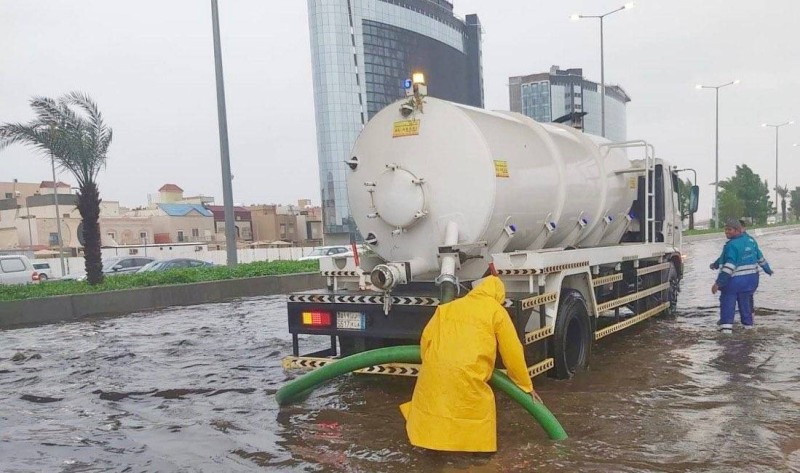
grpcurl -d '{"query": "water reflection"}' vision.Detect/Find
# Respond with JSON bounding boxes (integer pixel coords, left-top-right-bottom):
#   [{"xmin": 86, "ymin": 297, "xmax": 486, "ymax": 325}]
[{"xmin": 0, "ymin": 230, "xmax": 798, "ymax": 471}]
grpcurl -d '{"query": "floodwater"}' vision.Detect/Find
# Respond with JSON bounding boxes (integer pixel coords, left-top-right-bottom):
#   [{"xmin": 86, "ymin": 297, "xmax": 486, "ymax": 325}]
[{"xmin": 1, "ymin": 230, "xmax": 798, "ymax": 472}]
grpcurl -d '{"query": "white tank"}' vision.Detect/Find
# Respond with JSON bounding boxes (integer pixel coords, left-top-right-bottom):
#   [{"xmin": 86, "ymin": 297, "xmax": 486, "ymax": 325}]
[{"xmin": 347, "ymin": 97, "xmax": 636, "ymax": 280}]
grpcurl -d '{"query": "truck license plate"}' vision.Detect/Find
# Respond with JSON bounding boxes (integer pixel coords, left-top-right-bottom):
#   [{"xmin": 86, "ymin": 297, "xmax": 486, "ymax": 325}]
[{"xmin": 337, "ymin": 312, "xmax": 365, "ymax": 330}]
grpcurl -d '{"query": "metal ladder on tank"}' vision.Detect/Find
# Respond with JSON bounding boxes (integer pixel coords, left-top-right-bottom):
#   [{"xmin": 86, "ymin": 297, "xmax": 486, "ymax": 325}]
[{"xmin": 601, "ymin": 140, "xmax": 657, "ymax": 243}]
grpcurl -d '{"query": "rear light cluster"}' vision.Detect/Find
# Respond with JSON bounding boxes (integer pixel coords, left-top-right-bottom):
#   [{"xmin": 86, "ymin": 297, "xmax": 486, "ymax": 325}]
[
  {"xmin": 32, "ymin": 272, "xmax": 39, "ymax": 282},
  {"xmin": 302, "ymin": 311, "xmax": 332, "ymax": 327}
]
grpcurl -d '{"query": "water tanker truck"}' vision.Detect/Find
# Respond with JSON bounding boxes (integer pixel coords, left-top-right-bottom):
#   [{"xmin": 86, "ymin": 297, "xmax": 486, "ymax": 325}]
[{"xmin": 284, "ymin": 88, "xmax": 698, "ymax": 380}]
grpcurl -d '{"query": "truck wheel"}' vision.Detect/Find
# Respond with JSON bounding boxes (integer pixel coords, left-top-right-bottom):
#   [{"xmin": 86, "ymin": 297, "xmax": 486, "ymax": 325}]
[
  {"xmin": 549, "ymin": 289, "xmax": 592, "ymax": 380},
  {"xmin": 663, "ymin": 262, "xmax": 679, "ymax": 316}
]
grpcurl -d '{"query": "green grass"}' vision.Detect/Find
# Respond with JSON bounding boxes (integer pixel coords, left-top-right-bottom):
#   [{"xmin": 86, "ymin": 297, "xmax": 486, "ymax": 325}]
[{"xmin": 0, "ymin": 259, "xmax": 319, "ymax": 302}]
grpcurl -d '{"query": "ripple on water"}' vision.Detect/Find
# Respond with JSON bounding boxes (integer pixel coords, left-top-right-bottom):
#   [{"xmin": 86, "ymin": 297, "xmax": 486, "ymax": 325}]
[{"xmin": 1, "ymin": 235, "xmax": 799, "ymax": 472}]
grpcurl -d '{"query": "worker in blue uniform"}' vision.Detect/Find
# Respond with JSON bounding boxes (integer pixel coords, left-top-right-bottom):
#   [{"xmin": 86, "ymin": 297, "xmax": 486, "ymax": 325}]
[
  {"xmin": 709, "ymin": 218, "xmax": 769, "ymax": 312},
  {"xmin": 711, "ymin": 219, "xmax": 773, "ymax": 333}
]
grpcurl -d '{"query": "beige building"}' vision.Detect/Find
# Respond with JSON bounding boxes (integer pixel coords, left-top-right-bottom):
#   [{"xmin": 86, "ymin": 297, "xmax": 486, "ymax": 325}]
[
  {"xmin": 248, "ymin": 200, "xmax": 323, "ymax": 246},
  {"xmin": 0, "ymin": 181, "xmax": 81, "ymax": 252}
]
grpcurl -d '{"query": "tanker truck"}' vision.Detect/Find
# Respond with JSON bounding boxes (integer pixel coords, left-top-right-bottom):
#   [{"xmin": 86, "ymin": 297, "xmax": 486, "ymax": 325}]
[{"xmin": 284, "ymin": 87, "xmax": 699, "ymax": 380}]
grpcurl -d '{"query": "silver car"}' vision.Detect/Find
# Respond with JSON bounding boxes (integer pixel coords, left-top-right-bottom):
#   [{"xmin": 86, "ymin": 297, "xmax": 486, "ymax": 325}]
[{"xmin": 102, "ymin": 256, "xmax": 156, "ymax": 275}]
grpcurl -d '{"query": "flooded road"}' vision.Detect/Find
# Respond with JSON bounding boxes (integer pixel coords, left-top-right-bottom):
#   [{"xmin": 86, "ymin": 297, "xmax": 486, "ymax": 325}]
[{"xmin": 1, "ymin": 229, "xmax": 799, "ymax": 472}]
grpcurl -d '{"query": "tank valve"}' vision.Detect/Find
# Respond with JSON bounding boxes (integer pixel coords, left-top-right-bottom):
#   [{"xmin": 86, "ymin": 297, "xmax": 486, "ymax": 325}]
[{"xmin": 371, "ymin": 263, "xmax": 407, "ymax": 291}]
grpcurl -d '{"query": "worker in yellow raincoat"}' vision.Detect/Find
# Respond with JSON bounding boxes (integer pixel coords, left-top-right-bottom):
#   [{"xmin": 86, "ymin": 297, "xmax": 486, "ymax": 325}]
[{"xmin": 399, "ymin": 275, "xmax": 537, "ymax": 452}]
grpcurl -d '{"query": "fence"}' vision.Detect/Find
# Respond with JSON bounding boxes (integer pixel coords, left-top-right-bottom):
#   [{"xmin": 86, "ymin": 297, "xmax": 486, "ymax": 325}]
[{"xmin": 36, "ymin": 246, "xmax": 317, "ymax": 279}]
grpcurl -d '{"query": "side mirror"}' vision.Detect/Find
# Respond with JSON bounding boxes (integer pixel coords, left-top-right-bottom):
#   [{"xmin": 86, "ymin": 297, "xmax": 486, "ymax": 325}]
[
  {"xmin": 112, "ymin": 264, "xmax": 122, "ymax": 271},
  {"xmin": 689, "ymin": 185, "xmax": 700, "ymax": 214}
]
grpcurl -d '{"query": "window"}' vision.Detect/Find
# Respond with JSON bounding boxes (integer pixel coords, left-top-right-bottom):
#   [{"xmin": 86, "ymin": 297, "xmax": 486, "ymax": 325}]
[
  {"xmin": 1, "ymin": 258, "xmax": 25, "ymax": 273},
  {"xmin": 177, "ymin": 230, "xmax": 185, "ymax": 242},
  {"xmin": 4, "ymin": 193, "xmax": 12, "ymax": 199},
  {"xmin": 107, "ymin": 232, "xmax": 116, "ymax": 240},
  {"xmin": 49, "ymin": 233, "xmax": 59, "ymax": 246},
  {"xmin": 139, "ymin": 231, "xmax": 147, "ymax": 241},
  {"xmin": 191, "ymin": 228, "xmax": 199, "ymax": 238}
]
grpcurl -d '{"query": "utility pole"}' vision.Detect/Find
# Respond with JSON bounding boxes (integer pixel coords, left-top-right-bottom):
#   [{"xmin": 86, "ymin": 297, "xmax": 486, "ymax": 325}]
[{"xmin": 210, "ymin": 0, "xmax": 238, "ymax": 266}]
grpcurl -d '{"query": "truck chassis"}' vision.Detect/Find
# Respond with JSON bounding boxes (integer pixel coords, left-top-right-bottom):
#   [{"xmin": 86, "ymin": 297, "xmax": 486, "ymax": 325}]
[{"xmin": 284, "ymin": 241, "xmax": 682, "ymax": 380}]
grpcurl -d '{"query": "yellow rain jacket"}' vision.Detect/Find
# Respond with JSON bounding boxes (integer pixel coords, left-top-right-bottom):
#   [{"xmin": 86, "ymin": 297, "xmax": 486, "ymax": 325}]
[{"xmin": 399, "ymin": 276, "xmax": 533, "ymax": 452}]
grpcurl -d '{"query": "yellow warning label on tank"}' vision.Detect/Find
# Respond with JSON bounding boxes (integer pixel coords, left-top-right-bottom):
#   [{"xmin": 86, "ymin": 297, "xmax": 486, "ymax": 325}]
[
  {"xmin": 392, "ymin": 119, "xmax": 420, "ymax": 137},
  {"xmin": 494, "ymin": 160, "xmax": 510, "ymax": 178}
]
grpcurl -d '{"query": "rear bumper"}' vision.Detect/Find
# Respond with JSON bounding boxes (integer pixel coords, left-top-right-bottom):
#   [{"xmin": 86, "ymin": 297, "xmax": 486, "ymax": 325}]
[{"xmin": 287, "ymin": 292, "xmax": 438, "ymax": 355}]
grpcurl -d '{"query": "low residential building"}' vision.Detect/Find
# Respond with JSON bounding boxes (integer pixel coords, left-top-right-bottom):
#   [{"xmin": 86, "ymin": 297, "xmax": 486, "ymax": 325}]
[
  {"xmin": 206, "ymin": 205, "xmax": 253, "ymax": 242},
  {"xmin": 248, "ymin": 200, "xmax": 323, "ymax": 246},
  {"xmin": 151, "ymin": 203, "xmax": 215, "ymax": 244}
]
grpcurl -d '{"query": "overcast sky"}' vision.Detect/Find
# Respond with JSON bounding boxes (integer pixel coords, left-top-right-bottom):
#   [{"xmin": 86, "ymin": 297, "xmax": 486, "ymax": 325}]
[{"xmin": 2, "ymin": 0, "xmax": 799, "ymax": 219}]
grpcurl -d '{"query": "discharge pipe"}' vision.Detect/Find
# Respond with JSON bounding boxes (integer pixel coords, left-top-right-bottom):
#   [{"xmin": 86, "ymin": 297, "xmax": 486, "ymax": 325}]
[
  {"xmin": 437, "ymin": 221, "xmax": 459, "ymax": 303},
  {"xmin": 276, "ymin": 345, "xmax": 567, "ymax": 441}
]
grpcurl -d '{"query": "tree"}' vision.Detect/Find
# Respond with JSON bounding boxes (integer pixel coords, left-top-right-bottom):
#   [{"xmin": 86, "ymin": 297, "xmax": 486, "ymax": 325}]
[
  {"xmin": 0, "ymin": 92, "xmax": 112, "ymax": 284},
  {"xmin": 791, "ymin": 187, "xmax": 800, "ymax": 222},
  {"xmin": 775, "ymin": 185, "xmax": 789, "ymax": 223},
  {"xmin": 718, "ymin": 188, "xmax": 745, "ymax": 224},
  {"xmin": 718, "ymin": 165, "xmax": 771, "ymax": 224}
]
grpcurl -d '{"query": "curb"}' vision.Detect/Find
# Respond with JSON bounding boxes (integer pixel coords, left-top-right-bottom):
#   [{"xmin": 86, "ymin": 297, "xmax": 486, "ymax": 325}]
[{"xmin": 0, "ymin": 272, "xmax": 325, "ymax": 330}]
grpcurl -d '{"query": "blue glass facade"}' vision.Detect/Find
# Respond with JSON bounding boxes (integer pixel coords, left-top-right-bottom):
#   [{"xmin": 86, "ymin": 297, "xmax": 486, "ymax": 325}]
[
  {"xmin": 308, "ymin": 0, "xmax": 482, "ymax": 239},
  {"xmin": 509, "ymin": 67, "xmax": 629, "ymax": 143}
]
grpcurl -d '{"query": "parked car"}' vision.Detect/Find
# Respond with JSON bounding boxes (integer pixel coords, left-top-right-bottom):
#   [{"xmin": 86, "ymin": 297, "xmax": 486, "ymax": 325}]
[
  {"xmin": 0, "ymin": 255, "xmax": 39, "ymax": 285},
  {"xmin": 298, "ymin": 246, "xmax": 353, "ymax": 261},
  {"xmin": 32, "ymin": 262, "xmax": 53, "ymax": 281},
  {"xmin": 136, "ymin": 258, "xmax": 214, "ymax": 273},
  {"xmin": 103, "ymin": 256, "xmax": 157, "ymax": 276}
]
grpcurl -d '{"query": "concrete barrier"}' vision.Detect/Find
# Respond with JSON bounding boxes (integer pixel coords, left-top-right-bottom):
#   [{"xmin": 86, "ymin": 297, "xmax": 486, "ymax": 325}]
[{"xmin": 0, "ymin": 272, "xmax": 325, "ymax": 330}]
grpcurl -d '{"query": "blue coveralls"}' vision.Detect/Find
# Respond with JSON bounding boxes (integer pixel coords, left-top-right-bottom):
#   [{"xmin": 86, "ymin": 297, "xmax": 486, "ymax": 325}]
[{"xmin": 715, "ymin": 233, "xmax": 772, "ymax": 327}]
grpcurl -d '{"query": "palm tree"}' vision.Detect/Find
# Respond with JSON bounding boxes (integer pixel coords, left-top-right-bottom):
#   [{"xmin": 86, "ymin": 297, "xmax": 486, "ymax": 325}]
[
  {"xmin": 0, "ymin": 92, "xmax": 112, "ymax": 284},
  {"xmin": 776, "ymin": 185, "xmax": 789, "ymax": 224}
]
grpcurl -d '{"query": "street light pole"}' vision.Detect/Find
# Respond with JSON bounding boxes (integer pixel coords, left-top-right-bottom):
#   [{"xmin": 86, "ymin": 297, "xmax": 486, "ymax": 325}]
[
  {"xmin": 762, "ymin": 121, "xmax": 794, "ymax": 218},
  {"xmin": 210, "ymin": 0, "xmax": 238, "ymax": 267},
  {"xmin": 50, "ymin": 152, "xmax": 66, "ymax": 276},
  {"xmin": 571, "ymin": 2, "xmax": 635, "ymax": 138},
  {"xmin": 696, "ymin": 80, "xmax": 739, "ymax": 229},
  {"xmin": 25, "ymin": 200, "xmax": 33, "ymax": 247}
]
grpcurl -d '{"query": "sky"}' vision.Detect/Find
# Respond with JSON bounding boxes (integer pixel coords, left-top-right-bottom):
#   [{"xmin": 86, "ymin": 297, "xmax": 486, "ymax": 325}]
[{"xmin": 2, "ymin": 0, "xmax": 799, "ymax": 219}]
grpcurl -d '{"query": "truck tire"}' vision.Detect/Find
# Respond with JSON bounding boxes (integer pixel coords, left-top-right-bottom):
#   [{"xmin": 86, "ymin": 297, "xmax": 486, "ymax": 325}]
[
  {"xmin": 549, "ymin": 289, "xmax": 592, "ymax": 380},
  {"xmin": 663, "ymin": 262, "xmax": 679, "ymax": 316}
]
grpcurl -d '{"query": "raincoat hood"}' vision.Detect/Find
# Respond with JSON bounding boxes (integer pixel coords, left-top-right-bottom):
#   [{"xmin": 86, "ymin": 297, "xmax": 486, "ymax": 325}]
[{"xmin": 469, "ymin": 275, "xmax": 505, "ymax": 305}]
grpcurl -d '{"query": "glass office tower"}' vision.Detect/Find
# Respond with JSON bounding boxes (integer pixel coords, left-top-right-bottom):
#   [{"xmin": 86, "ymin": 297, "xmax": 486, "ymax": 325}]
[
  {"xmin": 509, "ymin": 66, "xmax": 630, "ymax": 143},
  {"xmin": 308, "ymin": 0, "xmax": 482, "ymax": 240}
]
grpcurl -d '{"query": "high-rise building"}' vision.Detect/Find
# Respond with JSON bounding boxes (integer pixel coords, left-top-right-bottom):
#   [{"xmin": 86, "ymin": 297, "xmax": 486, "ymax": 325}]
[
  {"xmin": 509, "ymin": 66, "xmax": 630, "ymax": 142},
  {"xmin": 308, "ymin": 0, "xmax": 483, "ymax": 240}
]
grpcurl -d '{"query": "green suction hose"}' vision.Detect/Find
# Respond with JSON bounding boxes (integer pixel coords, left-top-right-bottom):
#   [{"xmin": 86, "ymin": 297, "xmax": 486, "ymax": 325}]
[{"xmin": 276, "ymin": 345, "xmax": 567, "ymax": 441}]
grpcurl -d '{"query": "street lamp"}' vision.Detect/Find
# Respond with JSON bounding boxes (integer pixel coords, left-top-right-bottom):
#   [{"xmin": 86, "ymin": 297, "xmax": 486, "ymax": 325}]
[
  {"xmin": 696, "ymin": 80, "xmax": 739, "ymax": 229},
  {"xmin": 210, "ymin": 0, "xmax": 238, "ymax": 267},
  {"xmin": 762, "ymin": 121, "xmax": 794, "ymax": 217},
  {"xmin": 18, "ymin": 196, "xmax": 35, "ymax": 248},
  {"xmin": 570, "ymin": 2, "xmax": 635, "ymax": 138},
  {"xmin": 49, "ymin": 151, "xmax": 66, "ymax": 277}
]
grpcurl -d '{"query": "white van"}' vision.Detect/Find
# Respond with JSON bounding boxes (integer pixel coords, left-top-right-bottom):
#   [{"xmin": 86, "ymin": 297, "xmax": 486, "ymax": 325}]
[
  {"xmin": 0, "ymin": 255, "xmax": 38, "ymax": 285},
  {"xmin": 32, "ymin": 262, "xmax": 53, "ymax": 281}
]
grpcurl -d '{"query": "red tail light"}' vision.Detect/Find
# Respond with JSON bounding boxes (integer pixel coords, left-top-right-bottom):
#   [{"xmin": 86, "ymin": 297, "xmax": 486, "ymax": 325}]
[
  {"xmin": 32, "ymin": 272, "xmax": 39, "ymax": 281},
  {"xmin": 302, "ymin": 311, "xmax": 331, "ymax": 327}
]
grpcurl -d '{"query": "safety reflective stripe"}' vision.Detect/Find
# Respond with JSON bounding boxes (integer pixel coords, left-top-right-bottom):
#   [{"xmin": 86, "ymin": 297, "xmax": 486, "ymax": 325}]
[
  {"xmin": 732, "ymin": 268, "xmax": 759, "ymax": 276},
  {"xmin": 721, "ymin": 266, "xmax": 734, "ymax": 275}
]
